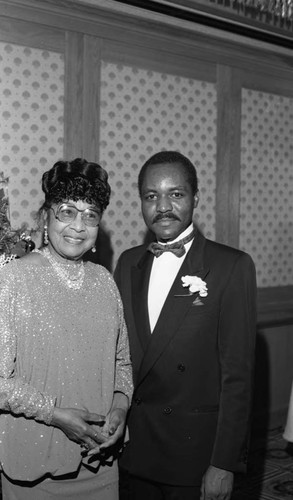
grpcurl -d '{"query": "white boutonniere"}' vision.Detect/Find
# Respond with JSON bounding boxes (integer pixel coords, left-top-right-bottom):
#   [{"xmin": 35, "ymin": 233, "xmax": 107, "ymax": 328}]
[{"xmin": 181, "ymin": 275, "xmax": 208, "ymax": 297}]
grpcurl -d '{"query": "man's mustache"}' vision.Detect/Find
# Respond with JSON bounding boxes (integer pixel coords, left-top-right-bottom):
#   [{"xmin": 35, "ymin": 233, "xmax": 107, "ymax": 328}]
[{"xmin": 152, "ymin": 214, "xmax": 180, "ymax": 223}]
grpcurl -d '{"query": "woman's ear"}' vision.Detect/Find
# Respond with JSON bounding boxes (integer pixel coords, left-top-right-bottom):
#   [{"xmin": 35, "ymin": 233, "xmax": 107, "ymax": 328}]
[{"xmin": 42, "ymin": 208, "xmax": 49, "ymax": 226}]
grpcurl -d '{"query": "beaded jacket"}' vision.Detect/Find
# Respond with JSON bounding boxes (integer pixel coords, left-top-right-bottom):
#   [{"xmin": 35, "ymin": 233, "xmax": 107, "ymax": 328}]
[{"xmin": 0, "ymin": 258, "xmax": 133, "ymax": 481}]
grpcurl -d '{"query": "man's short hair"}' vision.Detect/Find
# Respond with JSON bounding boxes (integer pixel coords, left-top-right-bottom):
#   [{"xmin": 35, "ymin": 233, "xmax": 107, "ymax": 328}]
[{"xmin": 138, "ymin": 151, "xmax": 198, "ymax": 196}]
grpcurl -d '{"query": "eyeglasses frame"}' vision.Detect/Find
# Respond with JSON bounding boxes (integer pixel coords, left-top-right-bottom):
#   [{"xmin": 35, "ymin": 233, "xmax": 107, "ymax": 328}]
[{"xmin": 50, "ymin": 203, "xmax": 101, "ymax": 227}]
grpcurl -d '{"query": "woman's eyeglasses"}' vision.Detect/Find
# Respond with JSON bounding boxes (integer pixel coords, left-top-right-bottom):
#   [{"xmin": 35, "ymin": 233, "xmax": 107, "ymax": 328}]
[{"xmin": 51, "ymin": 204, "xmax": 101, "ymax": 227}]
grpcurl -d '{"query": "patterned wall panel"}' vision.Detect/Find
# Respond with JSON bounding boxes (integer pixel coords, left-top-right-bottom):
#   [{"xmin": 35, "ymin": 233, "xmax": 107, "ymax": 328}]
[
  {"xmin": 99, "ymin": 61, "xmax": 217, "ymax": 267},
  {"xmin": 240, "ymin": 88, "xmax": 293, "ymax": 287},
  {"xmin": 0, "ymin": 42, "xmax": 64, "ymax": 231}
]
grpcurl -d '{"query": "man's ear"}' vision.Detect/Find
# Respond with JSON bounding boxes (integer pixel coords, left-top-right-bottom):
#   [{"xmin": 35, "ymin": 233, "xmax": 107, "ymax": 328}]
[{"xmin": 193, "ymin": 194, "xmax": 199, "ymax": 208}]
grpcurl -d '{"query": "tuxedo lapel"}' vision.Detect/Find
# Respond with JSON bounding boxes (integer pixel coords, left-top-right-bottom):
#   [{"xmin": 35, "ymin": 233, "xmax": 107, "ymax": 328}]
[
  {"xmin": 131, "ymin": 249, "xmax": 153, "ymax": 351},
  {"xmin": 136, "ymin": 231, "xmax": 209, "ymax": 386}
]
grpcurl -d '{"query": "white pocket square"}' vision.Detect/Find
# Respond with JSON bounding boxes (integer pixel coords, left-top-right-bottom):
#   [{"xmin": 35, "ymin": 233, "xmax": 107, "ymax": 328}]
[{"xmin": 192, "ymin": 297, "xmax": 204, "ymax": 306}]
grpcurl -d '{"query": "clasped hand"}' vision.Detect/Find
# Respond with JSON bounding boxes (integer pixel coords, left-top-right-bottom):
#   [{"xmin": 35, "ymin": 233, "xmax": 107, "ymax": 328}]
[{"xmin": 51, "ymin": 406, "xmax": 127, "ymax": 457}]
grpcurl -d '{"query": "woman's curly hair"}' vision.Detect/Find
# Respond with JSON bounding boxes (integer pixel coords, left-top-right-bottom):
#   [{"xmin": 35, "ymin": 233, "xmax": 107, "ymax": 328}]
[{"xmin": 40, "ymin": 158, "xmax": 111, "ymax": 213}]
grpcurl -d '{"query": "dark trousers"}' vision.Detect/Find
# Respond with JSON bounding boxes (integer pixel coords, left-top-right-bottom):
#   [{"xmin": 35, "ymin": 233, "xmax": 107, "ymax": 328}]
[{"xmin": 119, "ymin": 469, "xmax": 201, "ymax": 500}]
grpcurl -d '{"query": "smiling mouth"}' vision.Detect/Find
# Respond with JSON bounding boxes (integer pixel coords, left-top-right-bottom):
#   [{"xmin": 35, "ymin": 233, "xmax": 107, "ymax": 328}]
[{"xmin": 64, "ymin": 236, "xmax": 84, "ymax": 244}]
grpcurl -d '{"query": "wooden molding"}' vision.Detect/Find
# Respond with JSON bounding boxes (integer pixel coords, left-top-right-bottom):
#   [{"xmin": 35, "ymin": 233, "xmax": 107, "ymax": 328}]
[
  {"xmin": 1, "ymin": 1, "xmax": 293, "ymax": 69},
  {"xmin": 64, "ymin": 32, "xmax": 84, "ymax": 159},
  {"xmin": 257, "ymin": 286, "xmax": 293, "ymax": 328},
  {"xmin": 0, "ymin": 16, "xmax": 64, "ymax": 51},
  {"xmin": 126, "ymin": 0, "xmax": 293, "ymax": 42},
  {"xmin": 216, "ymin": 65, "xmax": 242, "ymax": 248}
]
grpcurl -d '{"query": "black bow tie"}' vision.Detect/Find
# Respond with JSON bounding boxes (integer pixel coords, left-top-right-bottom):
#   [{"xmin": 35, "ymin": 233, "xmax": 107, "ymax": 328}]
[{"xmin": 147, "ymin": 230, "xmax": 195, "ymax": 258}]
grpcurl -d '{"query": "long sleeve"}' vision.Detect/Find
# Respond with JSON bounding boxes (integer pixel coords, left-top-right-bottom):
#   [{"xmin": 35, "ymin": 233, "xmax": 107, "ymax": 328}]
[
  {"xmin": 210, "ymin": 252, "xmax": 257, "ymax": 472},
  {"xmin": 0, "ymin": 264, "xmax": 56, "ymax": 424},
  {"xmin": 113, "ymin": 281, "xmax": 133, "ymax": 403}
]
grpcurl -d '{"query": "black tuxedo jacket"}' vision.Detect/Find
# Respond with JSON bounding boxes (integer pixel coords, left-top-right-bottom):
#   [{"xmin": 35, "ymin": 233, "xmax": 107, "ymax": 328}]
[{"xmin": 114, "ymin": 231, "xmax": 257, "ymax": 486}]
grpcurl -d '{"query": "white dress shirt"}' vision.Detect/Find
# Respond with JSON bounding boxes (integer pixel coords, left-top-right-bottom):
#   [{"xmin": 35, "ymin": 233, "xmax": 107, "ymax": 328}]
[{"xmin": 148, "ymin": 224, "xmax": 194, "ymax": 333}]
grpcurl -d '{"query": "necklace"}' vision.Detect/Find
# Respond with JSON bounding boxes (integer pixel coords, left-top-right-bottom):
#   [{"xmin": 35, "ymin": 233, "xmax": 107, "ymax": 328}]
[{"xmin": 34, "ymin": 247, "xmax": 85, "ymax": 290}]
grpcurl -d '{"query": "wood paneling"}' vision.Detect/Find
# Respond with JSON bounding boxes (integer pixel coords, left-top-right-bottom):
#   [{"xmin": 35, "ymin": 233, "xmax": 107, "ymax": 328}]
[
  {"xmin": 1, "ymin": 0, "xmax": 292, "ymax": 323},
  {"xmin": 100, "ymin": 40, "xmax": 216, "ymax": 83},
  {"xmin": 83, "ymin": 35, "xmax": 102, "ymax": 161},
  {"xmin": 258, "ymin": 286, "xmax": 293, "ymax": 328},
  {"xmin": 216, "ymin": 65, "xmax": 242, "ymax": 248},
  {"xmin": 64, "ymin": 33, "xmax": 102, "ymax": 161},
  {"xmin": 1, "ymin": 0, "xmax": 293, "ymax": 74},
  {"xmin": 254, "ymin": 323, "xmax": 293, "ymax": 429},
  {"xmin": 240, "ymin": 69, "xmax": 293, "ymax": 97},
  {"xmin": 138, "ymin": 0, "xmax": 293, "ymax": 40},
  {"xmin": 64, "ymin": 31, "xmax": 84, "ymax": 159},
  {"xmin": 0, "ymin": 17, "xmax": 64, "ymax": 51}
]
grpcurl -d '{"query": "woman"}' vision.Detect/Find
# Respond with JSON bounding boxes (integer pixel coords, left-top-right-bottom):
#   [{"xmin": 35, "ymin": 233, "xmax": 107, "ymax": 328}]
[{"xmin": 0, "ymin": 158, "xmax": 133, "ymax": 499}]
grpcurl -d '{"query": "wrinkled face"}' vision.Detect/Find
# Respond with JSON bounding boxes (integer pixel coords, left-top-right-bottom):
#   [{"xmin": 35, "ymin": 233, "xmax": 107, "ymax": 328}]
[
  {"xmin": 140, "ymin": 162, "xmax": 198, "ymax": 242},
  {"xmin": 45, "ymin": 199, "xmax": 100, "ymax": 261}
]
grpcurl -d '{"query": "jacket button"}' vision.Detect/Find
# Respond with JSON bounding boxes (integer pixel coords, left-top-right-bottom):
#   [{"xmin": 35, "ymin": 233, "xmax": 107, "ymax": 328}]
[
  {"xmin": 163, "ymin": 407, "xmax": 172, "ymax": 415},
  {"xmin": 134, "ymin": 397, "xmax": 142, "ymax": 405},
  {"xmin": 177, "ymin": 363, "xmax": 185, "ymax": 372}
]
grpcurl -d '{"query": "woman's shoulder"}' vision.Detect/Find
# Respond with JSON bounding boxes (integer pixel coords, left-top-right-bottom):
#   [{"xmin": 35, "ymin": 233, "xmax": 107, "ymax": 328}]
[
  {"xmin": 0, "ymin": 250, "xmax": 48, "ymax": 277},
  {"xmin": 0, "ymin": 253, "xmax": 17, "ymax": 270},
  {"xmin": 0, "ymin": 255, "xmax": 20, "ymax": 285},
  {"xmin": 0, "ymin": 255, "xmax": 17, "ymax": 277},
  {"xmin": 86, "ymin": 262, "xmax": 119, "ymax": 292},
  {"xmin": 86, "ymin": 261, "xmax": 113, "ymax": 280},
  {"xmin": 20, "ymin": 249, "xmax": 49, "ymax": 267}
]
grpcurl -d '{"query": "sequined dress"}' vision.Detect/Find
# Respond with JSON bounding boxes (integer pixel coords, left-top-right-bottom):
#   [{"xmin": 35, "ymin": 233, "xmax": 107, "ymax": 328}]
[{"xmin": 0, "ymin": 257, "xmax": 133, "ymax": 483}]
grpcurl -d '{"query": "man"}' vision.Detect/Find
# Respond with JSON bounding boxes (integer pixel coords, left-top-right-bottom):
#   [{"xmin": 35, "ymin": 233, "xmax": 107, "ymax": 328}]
[{"xmin": 114, "ymin": 151, "xmax": 257, "ymax": 500}]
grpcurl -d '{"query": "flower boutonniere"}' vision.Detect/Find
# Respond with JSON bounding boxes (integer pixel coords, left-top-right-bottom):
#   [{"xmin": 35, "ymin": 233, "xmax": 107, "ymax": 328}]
[{"xmin": 181, "ymin": 275, "xmax": 208, "ymax": 297}]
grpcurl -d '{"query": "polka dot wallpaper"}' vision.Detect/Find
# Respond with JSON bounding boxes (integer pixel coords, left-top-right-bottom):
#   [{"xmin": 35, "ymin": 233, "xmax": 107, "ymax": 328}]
[
  {"xmin": 1, "ymin": 43, "xmax": 292, "ymax": 287},
  {"xmin": 0, "ymin": 42, "xmax": 64, "ymax": 229},
  {"xmin": 240, "ymin": 88, "xmax": 293, "ymax": 287},
  {"xmin": 99, "ymin": 61, "xmax": 217, "ymax": 267}
]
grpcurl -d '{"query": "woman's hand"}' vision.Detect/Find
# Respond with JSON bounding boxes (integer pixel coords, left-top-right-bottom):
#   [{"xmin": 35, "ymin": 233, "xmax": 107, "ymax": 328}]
[
  {"xmin": 51, "ymin": 407, "xmax": 107, "ymax": 450},
  {"xmin": 88, "ymin": 392, "xmax": 129, "ymax": 457}
]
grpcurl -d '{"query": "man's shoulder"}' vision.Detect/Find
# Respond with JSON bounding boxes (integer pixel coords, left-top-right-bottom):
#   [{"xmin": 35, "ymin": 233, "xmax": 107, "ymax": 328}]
[
  {"xmin": 203, "ymin": 237, "xmax": 254, "ymax": 268},
  {"xmin": 117, "ymin": 243, "xmax": 149, "ymax": 263},
  {"xmin": 205, "ymin": 238, "xmax": 245, "ymax": 255}
]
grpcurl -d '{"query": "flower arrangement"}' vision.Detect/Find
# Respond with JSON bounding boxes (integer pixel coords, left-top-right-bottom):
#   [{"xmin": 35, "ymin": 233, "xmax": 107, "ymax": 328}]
[
  {"xmin": 0, "ymin": 173, "xmax": 16, "ymax": 255},
  {"xmin": 0, "ymin": 172, "xmax": 35, "ymax": 267},
  {"xmin": 181, "ymin": 275, "xmax": 208, "ymax": 297}
]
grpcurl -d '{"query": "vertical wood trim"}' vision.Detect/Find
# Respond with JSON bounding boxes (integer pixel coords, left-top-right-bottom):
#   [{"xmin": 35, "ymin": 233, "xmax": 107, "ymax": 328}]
[
  {"xmin": 215, "ymin": 65, "xmax": 242, "ymax": 247},
  {"xmin": 64, "ymin": 31, "xmax": 84, "ymax": 159},
  {"xmin": 83, "ymin": 35, "xmax": 102, "ymax": 162}
]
